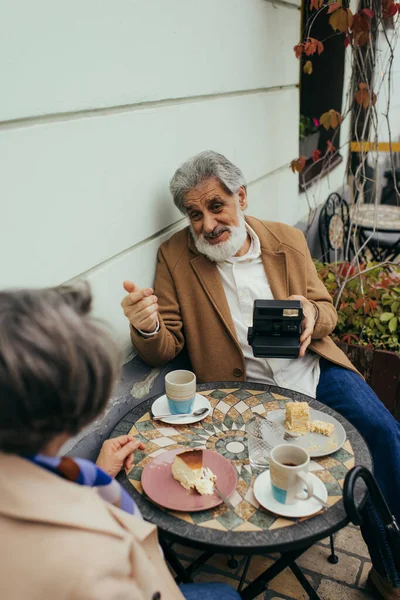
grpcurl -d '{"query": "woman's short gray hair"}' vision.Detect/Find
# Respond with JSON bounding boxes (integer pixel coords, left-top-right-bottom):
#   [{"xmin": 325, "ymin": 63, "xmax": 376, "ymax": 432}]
[
  {"xmin": 0, "ymin": 282, "xmax": 120, "ymax": 455},
  {"xmin": 170, "ymin": 150, "xmax": 247, "ymax": 213}
]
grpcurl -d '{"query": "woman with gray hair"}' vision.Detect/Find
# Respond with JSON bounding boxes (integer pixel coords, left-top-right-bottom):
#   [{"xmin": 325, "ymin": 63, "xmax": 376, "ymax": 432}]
[{"xmin": 0, "ymin": 284, "xmax": 240, "ymax": 600}]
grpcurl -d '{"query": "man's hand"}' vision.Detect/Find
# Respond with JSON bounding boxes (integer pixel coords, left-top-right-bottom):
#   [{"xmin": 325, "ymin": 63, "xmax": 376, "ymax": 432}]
[
  {"xmin": 287, "ymin": 295, "xmax": 317, "ymax": 357},
  {"xmin": 121, "ymin": 280, "xmax": 158, "ymax": 333},
  {"xmin": 96, "ymin": 435, "xmax": 145, "ymax": 478}
]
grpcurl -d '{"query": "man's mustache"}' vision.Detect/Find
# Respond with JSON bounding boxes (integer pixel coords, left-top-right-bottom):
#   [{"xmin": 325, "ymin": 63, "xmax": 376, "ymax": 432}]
[{"xmin": 204, "ymin": 226, "xmax": 231, "ymax": 240}]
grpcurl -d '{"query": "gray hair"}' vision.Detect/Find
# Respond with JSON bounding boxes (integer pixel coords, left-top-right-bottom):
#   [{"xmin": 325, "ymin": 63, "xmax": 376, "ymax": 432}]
[
  {"xmin": 169, "ymin": 150, "xmax": 247, "ymax": 213},
  {"xmin": 0, "ymin": 281, "xmax": 120, "ymax": 455}
]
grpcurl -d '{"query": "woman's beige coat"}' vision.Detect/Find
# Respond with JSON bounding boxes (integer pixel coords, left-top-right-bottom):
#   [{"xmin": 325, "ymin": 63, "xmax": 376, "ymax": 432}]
[{"xmin": 0, "ymin": 453, "xmax": 185, "ymax": 600}]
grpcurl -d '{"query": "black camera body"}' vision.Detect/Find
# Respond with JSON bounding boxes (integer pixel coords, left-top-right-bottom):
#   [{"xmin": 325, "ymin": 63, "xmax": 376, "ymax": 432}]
[{"xmin": 247, "ymin": 299, "xmax": 303, "ymax": 359}]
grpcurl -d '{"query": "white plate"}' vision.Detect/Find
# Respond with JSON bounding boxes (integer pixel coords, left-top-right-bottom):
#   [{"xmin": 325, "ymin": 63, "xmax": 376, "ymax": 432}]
[
  {"xmin": 267, "ymin": 408, "xmax": 346, "ymax": 458},
  {"xmin": 254, "ymin": 470, "xmax": 328, "ymax": 518},
  {"xmin": 151, "ymin": 393, "xmax": 211, "ymax": 425}
]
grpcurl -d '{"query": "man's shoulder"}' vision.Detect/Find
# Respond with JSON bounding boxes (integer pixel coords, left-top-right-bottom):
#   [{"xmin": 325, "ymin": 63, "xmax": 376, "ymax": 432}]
[
  {"xmin": 158, "ymin": 225, "xmax": 191, "ymax": 269},
  {"xmin": 246, "ymin": 216, "xmax": 305, "ymax": 251}
]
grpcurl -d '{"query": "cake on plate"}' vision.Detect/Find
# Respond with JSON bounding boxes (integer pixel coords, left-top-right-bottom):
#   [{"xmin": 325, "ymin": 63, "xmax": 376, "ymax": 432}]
[
  {"xmin": 308, "ymin": 419, "xmax": 335, "ymax": 436},
  {"xmin": 172, "ymin": 449, "xmax": 216, "ymax": 495},
  {"xmin": 285, "ymin": 402, "xmax": 310, "ymax": 433},
  {"xmin": 284, "ymin": 402, "xmax": 335, "ymax": 437}
]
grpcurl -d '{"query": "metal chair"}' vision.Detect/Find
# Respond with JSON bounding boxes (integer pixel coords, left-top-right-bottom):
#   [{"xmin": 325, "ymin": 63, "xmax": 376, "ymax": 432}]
[
  {"xmin": 318, "ymin": 193, "xmax": 353, "ymax": 263},
  {"xmin": 343, "ymin": 466, "xmax": 400, "ymax": 573}
]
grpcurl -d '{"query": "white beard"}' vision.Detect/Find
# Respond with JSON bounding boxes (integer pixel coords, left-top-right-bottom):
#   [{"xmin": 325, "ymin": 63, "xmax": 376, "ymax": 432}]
[{"xmin": 190, "ymin": 205, "xmax": 248, "ymax": 262}]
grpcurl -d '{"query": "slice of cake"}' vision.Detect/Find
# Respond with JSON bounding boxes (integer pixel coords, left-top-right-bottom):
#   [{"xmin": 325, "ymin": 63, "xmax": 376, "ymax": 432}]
[
  {"xmin": 285, "ymin": 402, "xmax": 310, "ymax": 433},
  {"xmin": 194, "ymin": 467, "xmax": 217, "ymax": 496},
  {"xmin": 172, "ymin": 449, "xmax": 203, "ymax": 491},
  {"xmin": 172, "ymin": 449, "xmax": 216, "ymax": 495},
  {"xmin": 308, "ymin": 420, "xmax": 335, "ymax": 437}
]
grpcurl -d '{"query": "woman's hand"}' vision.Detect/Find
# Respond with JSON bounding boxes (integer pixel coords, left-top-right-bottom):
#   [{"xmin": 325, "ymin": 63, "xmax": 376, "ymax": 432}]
[{"xmin": 96, "ymin": 435, "xmax": 145, "ymax": 478}]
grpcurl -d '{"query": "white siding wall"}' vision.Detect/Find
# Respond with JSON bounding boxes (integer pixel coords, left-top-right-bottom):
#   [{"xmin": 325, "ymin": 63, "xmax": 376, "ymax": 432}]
[{"xmin": 1, "ymin": 0, "xmax": 345, "ymax": 356}]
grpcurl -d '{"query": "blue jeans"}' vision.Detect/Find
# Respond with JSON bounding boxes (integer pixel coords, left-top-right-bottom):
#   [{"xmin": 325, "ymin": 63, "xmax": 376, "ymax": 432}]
[
  {"xmin": 317, "ymin": 359, "xmax": 400, "ymax": 586},
  {"xmin": 180, "ymin": 583, "xmax": 241, "ymax": 600}
]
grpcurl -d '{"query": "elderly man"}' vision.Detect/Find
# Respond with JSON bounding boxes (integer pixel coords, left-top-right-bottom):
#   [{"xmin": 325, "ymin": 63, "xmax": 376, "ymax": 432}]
[{"xmin": 122, "ymin": 151, "xmax": 400, "ymax": 599}]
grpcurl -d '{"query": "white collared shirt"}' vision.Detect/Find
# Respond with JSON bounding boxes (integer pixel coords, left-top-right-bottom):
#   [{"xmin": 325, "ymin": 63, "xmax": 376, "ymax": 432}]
[{"xmin": 216, "ymin": 224, "xmax": 320, "ymax": 398}]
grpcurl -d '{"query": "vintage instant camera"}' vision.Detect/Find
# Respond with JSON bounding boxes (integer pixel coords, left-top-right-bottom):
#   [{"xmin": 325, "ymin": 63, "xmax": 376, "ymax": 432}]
[{"xmin": 247, "ymin": 299, "xmax": 303, "ymax": 359}]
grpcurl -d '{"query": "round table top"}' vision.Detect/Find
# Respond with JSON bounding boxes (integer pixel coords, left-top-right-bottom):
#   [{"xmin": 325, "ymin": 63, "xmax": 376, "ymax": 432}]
[
  {"xmin": 115, "ymin": 382, "xmax": 372, "ymax": 554},
  {"xmin": 350, "ymin": 204, "xmax": 400, "ymax": 231}
]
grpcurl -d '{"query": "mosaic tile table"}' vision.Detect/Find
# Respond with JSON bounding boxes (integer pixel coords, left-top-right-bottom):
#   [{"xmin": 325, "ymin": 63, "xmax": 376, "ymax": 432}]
[{"xmin": 116, "ymin": 382, "xmax": 372, "ymax": 556}]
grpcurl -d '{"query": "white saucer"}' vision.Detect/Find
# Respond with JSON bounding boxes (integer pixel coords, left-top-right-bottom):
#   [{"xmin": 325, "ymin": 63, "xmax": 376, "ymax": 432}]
[
  {"xmin": 253, "ymin": 471, "xmax": 328, "ymax": 518},
  {"xmin": 151, "ymin": 393, "xmax": 211, "ymax": 425}
]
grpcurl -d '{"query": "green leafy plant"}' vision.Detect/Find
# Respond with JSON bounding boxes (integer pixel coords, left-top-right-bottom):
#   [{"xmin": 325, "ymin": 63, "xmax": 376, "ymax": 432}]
[
  {"xmin": 299, "ymin": 115, "xmax": 319, "ymax": 140},
  {"xmin": 315, "ymin": 261, "xmax": 400, "ymax": 351}
]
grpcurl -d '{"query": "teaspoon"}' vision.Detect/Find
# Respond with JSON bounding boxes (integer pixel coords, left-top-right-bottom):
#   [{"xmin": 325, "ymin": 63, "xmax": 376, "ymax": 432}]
[{"xmin": 152, "ymin": 407, "xmax": 209, "ymax": 420}]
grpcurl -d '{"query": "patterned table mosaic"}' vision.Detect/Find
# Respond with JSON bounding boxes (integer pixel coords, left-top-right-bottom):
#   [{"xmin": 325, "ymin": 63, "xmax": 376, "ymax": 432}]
[{"xmin": 126, "ymin": 388, "xmax": 356, "ymax": 534}]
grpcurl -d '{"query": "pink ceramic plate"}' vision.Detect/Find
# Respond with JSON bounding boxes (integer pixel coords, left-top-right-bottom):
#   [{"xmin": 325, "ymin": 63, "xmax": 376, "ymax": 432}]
[{"xmin": 141, "ymin": 448, "xmax": 238, "ymax": 512}]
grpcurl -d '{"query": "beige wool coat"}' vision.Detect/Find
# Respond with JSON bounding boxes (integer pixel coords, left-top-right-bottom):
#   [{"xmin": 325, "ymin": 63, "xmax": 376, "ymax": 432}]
[
  {"xmin": 131, "ymin": 216, "xmax": 358, "ymax": 383},
  {"xmin": 0, "ymin": 453, "xmax": 185, "ymax": 600}
]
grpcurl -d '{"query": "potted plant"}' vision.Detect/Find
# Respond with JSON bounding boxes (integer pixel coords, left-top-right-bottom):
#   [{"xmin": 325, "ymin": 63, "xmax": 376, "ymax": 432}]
[
  {"xmin": 299, "ymin": 115, "xmax": 320, "ymax": 159},
  {"xmin": 315, "ymin": 260, "xmax": 400, "ymax": 420}
]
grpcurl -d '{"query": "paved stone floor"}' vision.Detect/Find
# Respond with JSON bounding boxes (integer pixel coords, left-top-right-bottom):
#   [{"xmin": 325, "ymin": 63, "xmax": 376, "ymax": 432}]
[{"xmin": 173, "ymin": 523, "xmax": 379, "ymax": 599}]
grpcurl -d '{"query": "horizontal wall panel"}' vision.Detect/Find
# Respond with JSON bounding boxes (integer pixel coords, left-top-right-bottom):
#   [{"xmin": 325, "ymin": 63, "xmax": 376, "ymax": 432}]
[
  {"xmin": 1, "ymin": 88, "xmax": 298, "ymax": 289},
  {"xmin": 280, "ymin": 0, "xmax": 301, "ymax": 6},
  {"xmin": 84, "ymin": 220, "xmax": 187, "ymax": 355},
  {"xmin": 0, "ymin": 0, "xmax": 299, "ymax": 120},
  {"xmin": 248, "ymin": 167, "xmax": 304, "ymax": 225}
]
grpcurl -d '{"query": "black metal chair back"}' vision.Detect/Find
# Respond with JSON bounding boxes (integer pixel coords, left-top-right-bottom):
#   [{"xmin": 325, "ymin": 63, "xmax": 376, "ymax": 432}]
[
  {"xmin": 343, "ymin": 466, "xmax": 400, "ymax": 571},
  {"xmin": 318, "ymin": 193, "xmax": 352, "ymax": 263}
]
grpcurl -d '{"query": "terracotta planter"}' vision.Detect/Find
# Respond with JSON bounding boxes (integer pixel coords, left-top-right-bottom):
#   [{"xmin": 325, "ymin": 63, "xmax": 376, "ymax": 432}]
[
  {"xmin": 299, "ymin": 131, "xmax": 320, "ymax": 159},
  {"xmin": 337, "ymin": 342, "xmax": 400, "ymax": 421}
]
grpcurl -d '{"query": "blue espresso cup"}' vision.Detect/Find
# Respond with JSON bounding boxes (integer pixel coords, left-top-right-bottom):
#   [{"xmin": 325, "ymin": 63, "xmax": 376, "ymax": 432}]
[{"xmin": 165, "ymin": 370, "xmax": 196, "ymax": 415}]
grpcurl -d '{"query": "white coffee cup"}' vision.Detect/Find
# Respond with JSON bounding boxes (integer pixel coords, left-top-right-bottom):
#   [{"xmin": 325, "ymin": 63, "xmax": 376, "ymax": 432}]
[
  {"xmin": 165, "ymin": 370, "xmax": 196, "ymax": 415},
  {"xmin": 270, "ymin": 444, "xmax": 314, "ymax": 505}
]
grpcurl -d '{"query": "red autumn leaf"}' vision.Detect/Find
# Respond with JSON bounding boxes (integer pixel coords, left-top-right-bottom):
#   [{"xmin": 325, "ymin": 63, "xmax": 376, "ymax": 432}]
[
  {"xmin": 327, "ymin": 1, "xmax": 343, "ymax": 13},
  {"xmin": 303, "ymin": 37, "xmax": 324, "ymax": 56},
  {"xmin": 380, "ymin": 277, "xmax": 393, "ymax": 288},
  {"xmin": 290, "ymin": 157, "xmax": 307, "ymax": 174},
  {"xmin": 354, "ymin": 30, "xmax": 371, "ymax": 46},
  {"xmin": 354, "ymin": 82, "xmax": 377, "ymax": 108},
  {"xmin": 354, "ymin": 297, "xmax": 365, "ymax": 310},
  {"xmin": 312, "ymin": 149, "xmax": 322, "ymax": 162},
  {"xmin": 388, "ymin": 1, "xmax": 398, "ymax": 16},
  {"xmin": 344, "ymin": 34, "xmax": 350, "ymax": 47},
  {"xmin": 362, "ymin": 8, "xmax": 375, "ymax": 17},
  {"xmin": 341, "ymin": 333, "xmax": 360, "ymax": 345},
  {"xmin": 352, "ymin": 12, "xmax": 371, "ymax": 34},
  {"xmin": 382, "ymin": 0, "xmax": 398, "ymax": 17},
  {"xmin": 294, "ymin": 43, "xmax": 304, "ymax": 58},
  {"xmin": 338, "ymin": 262, "xmax": 356, "ymax": 277},
  {"xmin": 303, "ymin": 60, "xmax": 313, "ymax": 75},
  {"xmin": 329, "ymin": 7, "xmax": 354, "ymax": 32},
  {"xmin": 364, "ymin": 299, "xmax": 377, "ymax": 314},
  {"xmin": 320, "ymin": 109, "xmax": 343, "ymax": 130},
  {"xmin": 310, "ymin": 0, "xmax": 324, "ymax": 10},
  {"xmin": 326, "ymin": 140, "xmax": 336, "ymax": 153}
]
